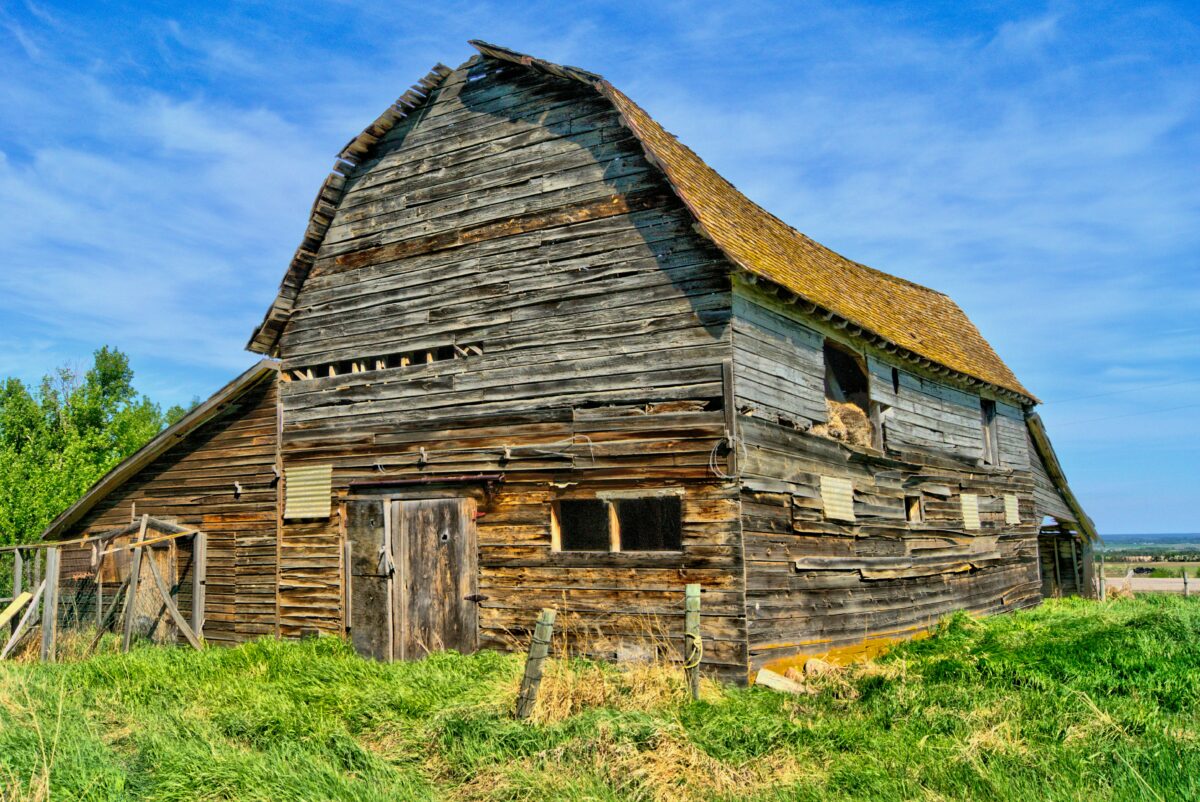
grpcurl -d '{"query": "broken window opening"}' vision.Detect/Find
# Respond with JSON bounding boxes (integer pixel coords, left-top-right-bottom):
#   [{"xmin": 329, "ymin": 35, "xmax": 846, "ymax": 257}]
[
  {"xmin": 980, "ymin": 399, "xmax": 1000, "ymax": 465},
  {"xmin": 552, "ymin": 496, "xmax": 682, "ymax": 552},
  {"xmin": 812, "ymin": 340, "xmax": 875, "ymax": 449}
]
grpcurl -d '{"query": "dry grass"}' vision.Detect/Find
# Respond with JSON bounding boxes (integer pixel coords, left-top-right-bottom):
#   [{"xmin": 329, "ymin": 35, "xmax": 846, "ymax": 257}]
[
  {"xmin": 505, "ymin": 610, "xmax": 722, "ymax": 725},
  {"xmin": 442, "ymin": 722, "xmax": 814, "ymax": 802}
]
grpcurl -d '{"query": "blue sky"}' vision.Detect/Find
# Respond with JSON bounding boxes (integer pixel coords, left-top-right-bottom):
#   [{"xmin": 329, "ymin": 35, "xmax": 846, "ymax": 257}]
[{"xmin": 1, "ymin": 1, "xmax": 1197, "ymax": 533}]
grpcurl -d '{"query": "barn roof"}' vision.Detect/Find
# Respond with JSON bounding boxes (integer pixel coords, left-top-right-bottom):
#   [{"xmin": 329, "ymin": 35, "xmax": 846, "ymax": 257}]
[
  {"xmin": 39, "ymin": 359, "xmax": 278, "ymax": 541},
  {"xmin": 248, "ymin": 41, "xmax": 1034, "ymax": 403}
]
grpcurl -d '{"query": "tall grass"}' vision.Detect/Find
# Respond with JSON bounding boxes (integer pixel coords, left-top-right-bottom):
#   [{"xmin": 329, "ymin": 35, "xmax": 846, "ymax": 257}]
[{"xmin": 1, "ymin": 596, "xmax": 1198, "ymax": 801}]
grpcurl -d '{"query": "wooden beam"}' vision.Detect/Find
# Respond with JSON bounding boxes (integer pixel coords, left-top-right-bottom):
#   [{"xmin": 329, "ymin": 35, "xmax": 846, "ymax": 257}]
[
  {"xmin": 0, "ymin": 593, "xmax": 32, "ymax": 631},
  {"xmin": 1, "ymin": 580, "xmax": 45, "ymax": 660},
  {"xmin": 87, "ymin": 577, "xmax": 131, "ymax": 655}
]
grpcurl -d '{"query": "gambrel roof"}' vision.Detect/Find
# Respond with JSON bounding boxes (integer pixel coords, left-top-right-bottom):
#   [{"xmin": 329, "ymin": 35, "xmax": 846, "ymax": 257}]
[{"xmin": 248, "ymin": 40, "xmax": 1034, "ymax": 403}]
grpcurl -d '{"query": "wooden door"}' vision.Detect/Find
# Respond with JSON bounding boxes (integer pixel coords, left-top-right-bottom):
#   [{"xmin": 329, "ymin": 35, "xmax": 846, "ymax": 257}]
[
  {"xmin": 393, "ymin": 498, "xmax": 478, "ymax": 658},
  {"xmin": 346, "ymin": 499, "xmax": 392, "ymax": 660}
]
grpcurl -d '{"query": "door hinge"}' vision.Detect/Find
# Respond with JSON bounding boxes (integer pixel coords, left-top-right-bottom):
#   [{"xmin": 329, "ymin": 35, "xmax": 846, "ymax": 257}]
[{"xmin": 463, "ymin": 594, "xmax": 489, "ymax": 603}]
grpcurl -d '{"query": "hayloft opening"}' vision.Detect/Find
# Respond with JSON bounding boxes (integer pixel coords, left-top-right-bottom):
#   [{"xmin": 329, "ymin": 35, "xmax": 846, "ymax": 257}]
[
  {"xmin": 815, "ymin": 340, "xmax": 875, "ymax": 449},
  {"xmin": 552, "ymin": 496, "xmax": 682, "ymax": 552}
]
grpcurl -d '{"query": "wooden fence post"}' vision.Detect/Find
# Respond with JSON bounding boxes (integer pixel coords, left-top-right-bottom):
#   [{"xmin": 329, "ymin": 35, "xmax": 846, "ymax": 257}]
[
  {"xmin": 122, "ymin": 515, "xmax": 150, "ymax": 652},
  {"xmin": 32, "ymin": 549, "xmax": 42, "ymax": 622},
  {"xmin": 683, "ymin": 583, "xmax": 702, "ymax": 701},
  {"xmin": 1098, "ymin": 551, "xmax": 1106, "ymax": 601},
  {"xmin": 39, "ymin": 547, "xmax": 60, "ymax": 662},
  {"xmin": 1184, "ymin": 569, "xmax": 1190, "ymax": 598},
  {"xmin": 10, "ymin": 549, "xmax": 22, "ymax": 636},
  {"xmin": 515, "ymin": 608, "xmax": 556, "ymax": 720}
]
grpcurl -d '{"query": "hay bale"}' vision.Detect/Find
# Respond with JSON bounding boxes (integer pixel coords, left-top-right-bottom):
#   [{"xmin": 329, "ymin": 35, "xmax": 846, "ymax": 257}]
[{"xmin": 812, "ymin": 399, "xmax": 874, "ymax": 448}]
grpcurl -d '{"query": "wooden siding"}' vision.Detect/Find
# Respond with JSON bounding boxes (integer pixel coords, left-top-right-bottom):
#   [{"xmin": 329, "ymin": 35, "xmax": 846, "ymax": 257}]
[
  {"xmin": 730, "ymin": 284, "xmax": 1044, "ymax": 672},
  {"xmin": 867, "ymin": 358, "xmax": 988, "ymax": 463},
  {"xmin": 60, "ymin": 376, "xmax": 280, "ymax": 645},
  {"xmin": 738, "ymin": 415, "xmax": 1042, "ymax": 673},
  {"xmin": 731, "ymin": 284, "xmax": 1027, "ymax": 468},
  {"xmin": 274, "ymin": 57, "xmax": 744, "ymax": 677},
  {"xmin": 731, "ymin": 293, "xmax": 826, "ymax": 428}
]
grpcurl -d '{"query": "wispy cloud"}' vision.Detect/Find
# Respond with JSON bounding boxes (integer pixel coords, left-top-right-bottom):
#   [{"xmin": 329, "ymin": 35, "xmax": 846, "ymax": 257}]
[{"xmin": 0, "ymin": 0, "xmax": 1196, "ymax": 532}]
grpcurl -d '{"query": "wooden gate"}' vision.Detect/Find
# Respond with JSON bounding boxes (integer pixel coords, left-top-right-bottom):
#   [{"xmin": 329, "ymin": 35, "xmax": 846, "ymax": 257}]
[{"xmin": 346, "ymin": 497, "xmax": 479, "ymax": 660}]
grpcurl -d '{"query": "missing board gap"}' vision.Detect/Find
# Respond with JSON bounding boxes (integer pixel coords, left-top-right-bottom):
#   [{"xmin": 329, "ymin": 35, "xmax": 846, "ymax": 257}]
[
  {"xmin": 290, "ymin": 342, "xmax": 484, "ymax": 381},
  {"xmin": 905, "ymin": 495, "xmax": 923, "ymax": 523}
]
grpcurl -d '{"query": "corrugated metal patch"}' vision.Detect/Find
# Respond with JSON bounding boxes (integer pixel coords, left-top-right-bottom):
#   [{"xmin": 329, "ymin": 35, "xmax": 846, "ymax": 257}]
[
  {"xmin": 1004, "ymin": 494, "xmax": 1021, "ymax": 525},
  {"xmin": 284, "ymin": 464, "xmax": 333, "ymax": 519},
  {"xmin": 820, "ymin": 476, "xmax": 856, "ymax": 523},
  {"xmin": 961, "ymin": 493, "xmax": 981, "ymax": 530}
]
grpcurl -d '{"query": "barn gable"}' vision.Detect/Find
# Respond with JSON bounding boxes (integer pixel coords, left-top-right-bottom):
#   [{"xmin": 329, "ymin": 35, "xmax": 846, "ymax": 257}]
[{"xmin": 249, "ymin": 40, "xmax": 1032, "ymax": 405}]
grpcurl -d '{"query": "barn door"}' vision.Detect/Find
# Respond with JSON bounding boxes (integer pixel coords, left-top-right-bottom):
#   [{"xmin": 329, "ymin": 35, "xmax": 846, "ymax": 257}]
[
  {"xmin": 393, "ymin": 498, "xmax": 478, "ymax": 658},
  {"xmin": 346, "ymin": 499, "xmax": 393, "ymax": 660}
]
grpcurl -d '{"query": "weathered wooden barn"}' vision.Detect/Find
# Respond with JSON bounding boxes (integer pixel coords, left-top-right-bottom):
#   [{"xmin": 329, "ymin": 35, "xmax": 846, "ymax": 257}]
[{"xmin": 36, "ymin": 41, "xmax": 1096, "ymax": 681}]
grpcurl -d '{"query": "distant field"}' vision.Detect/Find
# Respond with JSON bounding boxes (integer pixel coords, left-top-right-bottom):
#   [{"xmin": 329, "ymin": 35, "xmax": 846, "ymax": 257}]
[
  {"xmin": 1102, "ymin": 561, "xmax": 1200, "ymax": 579},
  {"xmin": 2, "ymin": 596, "xmax": 1198, "ymax": 801}
]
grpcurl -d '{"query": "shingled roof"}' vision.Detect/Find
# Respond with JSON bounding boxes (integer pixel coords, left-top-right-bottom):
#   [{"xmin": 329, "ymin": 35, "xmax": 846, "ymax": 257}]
[{"xmin": 249, "ymin": 40, "xmax": 1034, "ymax": 403}]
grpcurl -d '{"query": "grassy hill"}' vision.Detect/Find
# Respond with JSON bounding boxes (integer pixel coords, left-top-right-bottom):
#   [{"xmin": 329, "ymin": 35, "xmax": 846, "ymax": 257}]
[{"xmin": 1, "ymin": 596, "xmax": 1197, "ymax": 801}]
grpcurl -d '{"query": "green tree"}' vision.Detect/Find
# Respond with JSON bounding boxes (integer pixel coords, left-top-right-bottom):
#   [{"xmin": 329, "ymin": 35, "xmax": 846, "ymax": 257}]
[{"xmin": 0, "ymin": 347, "xmax": 168, "ymax": 547}]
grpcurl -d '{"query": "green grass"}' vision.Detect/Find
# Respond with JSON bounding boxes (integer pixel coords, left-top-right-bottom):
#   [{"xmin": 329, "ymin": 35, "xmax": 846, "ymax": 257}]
[{"xmin": 2, "ymin": 596, "xmax": 1199, "ymax": 801}]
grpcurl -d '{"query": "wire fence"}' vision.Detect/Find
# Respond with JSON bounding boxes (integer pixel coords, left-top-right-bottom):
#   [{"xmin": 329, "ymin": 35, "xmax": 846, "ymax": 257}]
[{"xmin": 1, "ymin": 515, "xmax": 206, "ymax": 661}]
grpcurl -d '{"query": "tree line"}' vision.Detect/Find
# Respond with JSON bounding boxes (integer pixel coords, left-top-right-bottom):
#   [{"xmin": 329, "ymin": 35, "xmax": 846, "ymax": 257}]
[{"xmin": 0, "ymin": 347, "xmax": 195, "ymax": 547}]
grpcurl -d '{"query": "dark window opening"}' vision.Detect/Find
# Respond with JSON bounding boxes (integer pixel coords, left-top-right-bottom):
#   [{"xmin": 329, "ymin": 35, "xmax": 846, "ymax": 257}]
[
  {"xmin": 554, "ymin": 500, "xmax": 611, "ymax": 551},
  {"xmin": 615, "ymin": 497, "xmax": 682, "ymax": 551},
  {"xmin": 818, "ymin": 340, "xmax": 875, "ymax": 449},
  {"xmin": 905, "ymin": 495, "xmax": 923, "ymax": 523},
  {"xmin": 980, "ymin": 399, "xmax": 999, "ymax": 465},
  {"xmin": 553, "ymin": 496, "xmax": 682, "ymax": 552},
  {"xmin": 891, "ymin": 367, "xmax": 901, "ymax": 395}
]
